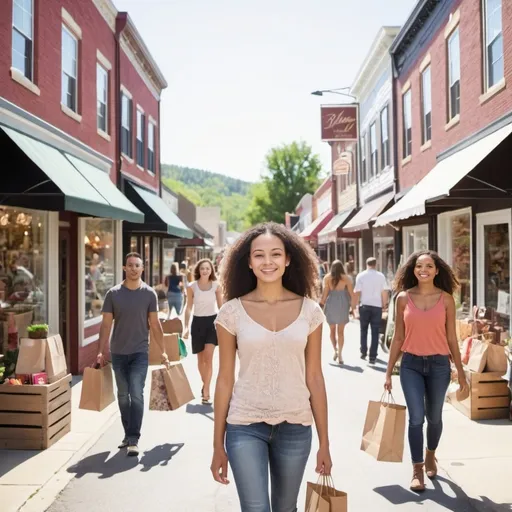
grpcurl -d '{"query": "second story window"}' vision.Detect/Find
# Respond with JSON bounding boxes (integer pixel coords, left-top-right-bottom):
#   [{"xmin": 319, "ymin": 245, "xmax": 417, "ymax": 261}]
[
  {"xmin": 136, "ymin": 109, "xmax": 145, "ymax": 168},
  {"xmin": 360, "ymin": 133, "xmax": 367, "ymax": 183},
  {"xmin": 448, "ymin": 27, "xmax": 461, "ymax": 120},
  {"xmin": 403, "ymin": 89, "xmax": 412, "ymax": 159},
  {"xmin": 148, "ymin": 123, "xmax": 155, "ymax": 173},
  {"xmin": 96, "ymin": 64, "xmax": 108, "ymax": 133},
  {"xmin": 421, "ymin": 66, "xmax": 432, "ymax": 144},
  {"xmin": 61, "ymin": 26, "xmax": 78, "ymax": 112},
  {"xmin": 483, "ymin": 0, "xmax": 503, "ymax": 89},
  {"xmin": 121, "ymin": 93, "xmax": 132, "ymax": 158},
  {"xmin": 380, "ymin": 106, "xmax": 390, "ymax": 169},
  {"xmin": 12, "ymin": 0, "xmax": 33, "ymax": 80},
  {"xmin": 370, "ymin": 122, "xmax": 378, "ymax": 178}
]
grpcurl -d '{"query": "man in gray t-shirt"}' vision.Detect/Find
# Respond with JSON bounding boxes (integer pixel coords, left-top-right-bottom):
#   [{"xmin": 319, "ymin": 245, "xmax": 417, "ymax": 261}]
[{"xmin": 97, "ymin": 252, "xmax": 167, "ymax": 456}]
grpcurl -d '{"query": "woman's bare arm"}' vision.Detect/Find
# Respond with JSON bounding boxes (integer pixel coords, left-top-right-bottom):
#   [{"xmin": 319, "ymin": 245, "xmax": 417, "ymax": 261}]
[
  {"xmin": 319, "ymin": 276, "xmax": 330, "ymax": 306},
  {"xmin": 385, "ymin": 292, "xmax": 407, "ymax": 380}
]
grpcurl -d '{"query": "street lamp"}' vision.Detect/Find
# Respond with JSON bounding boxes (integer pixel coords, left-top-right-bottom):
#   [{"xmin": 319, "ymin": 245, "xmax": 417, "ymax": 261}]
[{"xmin": 311, "ymin": 87, "xmax": 357, "ymax": 101}]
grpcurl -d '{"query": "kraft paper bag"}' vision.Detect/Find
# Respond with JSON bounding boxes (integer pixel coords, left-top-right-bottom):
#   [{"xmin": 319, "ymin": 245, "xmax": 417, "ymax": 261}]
[
  {"xmin": 149, "ymin": 368, "xmax": 172, "ymax": 411},
  {"xmin": 485, "ymin": 343, "xmax": 507, "ymax": 373},
  {"xmin": 79, "ymin": 364, "xmax": 115, "ymax": 412},
  {"xmin": 149, "ymin": 333, "xmax": 180, "ymax": 365},
  {"xmin": 361, "ymin": 394, "xmax": 406, "ymax": 462},
  {"xmin": 160, "ymin": 318, "xmax": 183, "ymax": 335},
  {"xmin": 467, "ymin": 339, "xmax": 488, "ymax": 373},
  {"xmin": 305, "ymin": 476, "xmax": 347, "ymax": 512},
  {"xmin": 15, "ymin": 338, "xmax": 46, "ymax": 375},
  {"xmin": 45, "ymin": 335, "xmax": 68, "ymax": 382},
  {"xmin": 162, "ymin": 363, "xmax": 194, "ymax": 410}
]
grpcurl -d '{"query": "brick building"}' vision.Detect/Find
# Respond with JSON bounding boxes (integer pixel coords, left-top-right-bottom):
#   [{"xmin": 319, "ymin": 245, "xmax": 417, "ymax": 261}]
[
  {"xmin": 376, "ymin": 0, "xmax": 512, "ymax": 329},
  {"xmin": 0, "ymin": 0, "xmax": 191, "ymax": 373}
]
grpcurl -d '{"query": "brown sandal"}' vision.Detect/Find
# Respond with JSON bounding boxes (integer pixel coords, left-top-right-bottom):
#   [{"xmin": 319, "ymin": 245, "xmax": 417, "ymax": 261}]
[
  {"xmin": 425, "ymin": 449, "xmax": 438, "ymax": 479},
  {"xmin": 410, "ymin": 463, "xmax": 425, "ymax": 492}
]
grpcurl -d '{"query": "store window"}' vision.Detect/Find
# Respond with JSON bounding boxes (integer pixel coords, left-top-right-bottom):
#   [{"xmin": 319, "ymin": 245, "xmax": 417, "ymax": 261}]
[
  {"xmin": 163, "ymin": 239, "xmax": 176, "ymax": 278},
  {"xmin": 0, "ymin": 208, "xmax": 48, "ymax": 341},
  {"xmin": 438, "ymin": 210, "xmax": 471, "ymax": 316},
  {"xmin": 152, "ymin": 237, "xmax": 161, "ymax": 286},
  {"xmin": 84, "ymin": 219, "xmax": 114, "ymax": 321},
  {"xmin": 403, "ymin": 225, "xmax": 428, "ymax": 259},
  {"xmin": 374, "ymin": 227, "xmax": 395, "ymax": 285},
  {"xmin": 130, "ymin": 236, "xmax": 138, "ymax": 254},
  {"xmin": 144, "ymin": 236, "xmax": 151, "ymax": 281}
]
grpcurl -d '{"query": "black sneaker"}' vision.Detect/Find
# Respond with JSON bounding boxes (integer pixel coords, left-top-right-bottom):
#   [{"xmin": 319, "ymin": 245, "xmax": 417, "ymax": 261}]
[
  {"xmin": 118, "ymin": 439, "xmax": 129, "ymax": 449},
  {"xmin": 369, "ymin": 358, "xmax": 376, "ymax": 365},
  {"xmin": 127, "ymin": 444, "xmax": 139, "ymax": 457},
  {"xmin": 360, "ymin": 354, "xmax": 367, "ymax": 360}
]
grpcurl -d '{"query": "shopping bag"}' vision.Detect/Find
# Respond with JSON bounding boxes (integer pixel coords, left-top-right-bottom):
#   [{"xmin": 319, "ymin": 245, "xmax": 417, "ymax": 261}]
[
  {"xmin": 15, "ymin": 338, "xmax": 46, "ymax": 374},
  {"xmin": 149, "ymin": 333, "xmax": 180, "ymax": 365},
  {"xmin": 162, "ymin": 363, "xmax": 194, "ymax": 410},
  {"xmin": 361, "ymin": 392, "xmax": 406, "ymax": 462},
  {"xmin": 44, "ymin": 335, "xmax": 68, "ymax": 382},
  {"xmin": 467, "ymin": 338, "xmax": 488, "ymax": 373},
  {"xmin": 485, "ymin": 343, "xmax": 507, "ymax": 373},
  {"xmin": 160, "ymin": 318, "xmax": 183, "ymax": 335},
  {"xmin": 178, "ymin": 336, "xmax": 188, "ymax": 359},
  {"xmin": 305, "ymin": 476, "xmax": 347, "ymax": 512},
  {"xmin": 149, "ymin": 368, "xmax": 172, "ymax": 411},
  {"xmin": 79, "ymin": 363, "xmax": 115, "ymax": 411}
]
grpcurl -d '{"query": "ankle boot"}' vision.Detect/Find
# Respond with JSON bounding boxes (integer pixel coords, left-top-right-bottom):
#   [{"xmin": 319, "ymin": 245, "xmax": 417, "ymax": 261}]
[
  {"xmin": 425, "ymin": 449, "xmax": 438, "ymax": 479},
  {"xmin": 410, "ymin": 463, "xmax": 425, "ymax": 492}
]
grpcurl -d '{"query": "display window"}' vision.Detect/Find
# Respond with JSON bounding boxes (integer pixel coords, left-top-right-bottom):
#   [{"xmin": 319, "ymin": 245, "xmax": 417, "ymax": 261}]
[
  {"xmin": 152, "ymin": 237, "xmax": 161, "ymax": 286},
  {"xmin": 403, "ymin": 224, "xmax": 428, "ymax": 259}
]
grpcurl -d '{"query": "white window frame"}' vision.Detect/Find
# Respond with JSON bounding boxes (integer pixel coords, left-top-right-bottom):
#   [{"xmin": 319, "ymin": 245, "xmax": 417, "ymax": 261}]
[
  {"xmin": 438, "ymin": 208, "xmax": 473, "ymax": 312},
  {"xmin": 421, "ymin": 66, "xmax": 432, "ymax": 144},
  {"xmin": 148, "ymin": 121, "xmax": 156, "ymax": 175},
  {"xmin": 360, "ymin": 133, "xmax": 367, "ymax": 183},
  {"xmin": 370, "ymin": 122, "xmax": 378, "ymax": 178},
  {"xmin": 61, "ymin": 25, "xmax": 79, "ymax": 113},
  {"xmin": 380, "ymin": 106, "xmax": 390, "ymax": 169},
  {"xmin": 12, "ymin": 0, "xmax": 34, "ymax": 81},
  {"xmin": 96, "ymin": 63, "xmax": 108, "ymax": 135},
  {"xmin": 483, "ymin": 0, "xmax": 504, "ymax": 91},
  {"xmin": 121, "ymin": 90, "xmax": 133, "ymax": 159},
  {"xmin": 136, "ymin": 108, "xmax": 145, "ymax": 169},
  {"xmin": 447, "ymin": 27, "xmax": 461, "ymax": 120},
  {"xmin": 402, "ymin": 89, "xmax": 412, "ymax": 159}
]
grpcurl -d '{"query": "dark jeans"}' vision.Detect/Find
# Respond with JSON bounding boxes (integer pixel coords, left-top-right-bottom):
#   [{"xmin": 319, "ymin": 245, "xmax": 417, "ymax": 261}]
[
  {"xmin": 167, "ymin": 291, "xmax": 183, "ymax": 315},
  {"xmin": 111, "ymin": 352, "xmax": 149, "ymax": 444},
  {"xmin": 226, "ymin": 422, "xmax": 312, "ymax": 512},
  {"xmin": 400, "ymin": 352, "xmax": 451, "ymax": 463},
  {"xmin": 359, "ymin": 305, "xmax": 382, "ymax": 359}
]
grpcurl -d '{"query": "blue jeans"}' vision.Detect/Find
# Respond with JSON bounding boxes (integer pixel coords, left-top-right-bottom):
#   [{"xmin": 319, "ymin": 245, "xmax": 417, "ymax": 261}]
[
  {"xmin": 400, "ymin": 352, "xmax": 451, "ymax": 463},
  {"xmin": 111, "ymin": 352, "xmax": 149, "ymax": 444},
  {"xmin": 359, "ymin": 305, "xmax": 382, "ymax": 359},
  {"xmin": 226, "ymin": 422, "xmax": 312, "ymax": 512},
  {"xmin": 167, "ymin": 291, "xmax": 183, "ymax": 315}
]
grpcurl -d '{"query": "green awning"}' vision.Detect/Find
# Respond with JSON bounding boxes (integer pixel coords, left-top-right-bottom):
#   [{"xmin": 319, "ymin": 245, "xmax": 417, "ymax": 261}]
[
  {"xmin": 2, "ymin": 127, "xmax": 143, "ymax": 223},
  {"xmin": 128, "ymin": 183, "xmax": 194, "ymax": 238}
]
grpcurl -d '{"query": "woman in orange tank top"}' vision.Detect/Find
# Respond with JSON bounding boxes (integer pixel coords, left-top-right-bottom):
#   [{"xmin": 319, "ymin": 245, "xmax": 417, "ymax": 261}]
[{"xmin": 384, "ymin": 250, "xmax": 468, "ymax": 492}]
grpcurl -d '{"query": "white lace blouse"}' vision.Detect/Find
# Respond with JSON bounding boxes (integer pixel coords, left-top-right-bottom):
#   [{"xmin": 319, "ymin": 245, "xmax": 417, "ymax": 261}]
[{"xmin": 215, "ymin": 297, "xmax": 325, "ymax": 426}]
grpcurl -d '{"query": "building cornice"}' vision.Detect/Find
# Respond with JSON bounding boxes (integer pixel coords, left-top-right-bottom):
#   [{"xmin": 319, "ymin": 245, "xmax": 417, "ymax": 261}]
[{"xmin": 92, "ymin": 0, "xmax": 117, "ymax": 32}]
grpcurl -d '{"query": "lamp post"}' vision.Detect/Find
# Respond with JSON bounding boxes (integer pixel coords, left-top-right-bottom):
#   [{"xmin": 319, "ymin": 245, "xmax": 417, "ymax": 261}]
[{"xmin": 311, "ymin": 88, "xmax": 357, "ymax": 101}]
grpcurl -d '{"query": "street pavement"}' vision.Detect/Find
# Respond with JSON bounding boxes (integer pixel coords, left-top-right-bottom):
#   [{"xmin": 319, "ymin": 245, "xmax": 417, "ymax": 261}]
[{"xmin": 45, "ymin": 320, "xmax": 511, "ymax": 512}]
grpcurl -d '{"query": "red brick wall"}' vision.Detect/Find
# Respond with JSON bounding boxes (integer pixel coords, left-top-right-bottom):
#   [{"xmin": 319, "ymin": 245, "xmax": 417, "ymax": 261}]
[
  {"xmin": 395, "ymin": 0, "xmax": 512, "ymax": 191},
  {"xmin": 0, "ymin": 0, "xmax": 116, "ymax": 167}
]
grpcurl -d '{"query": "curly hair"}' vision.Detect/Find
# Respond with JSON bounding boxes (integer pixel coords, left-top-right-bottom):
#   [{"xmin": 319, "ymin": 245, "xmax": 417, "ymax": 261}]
[
  {"xmin": 193, "ymin": 259, "xmax": 217, "ymax": 282},
  {"xmin": 220, "ymin": 222, "xmax": 319, "ymax": 301},
  {"xmin": 394, "ymin": 250, "xmax": 459, "ymax": 295},
  {"xmin": 329, "ymin": 260, "xmax": 346, "ymax": 288}
]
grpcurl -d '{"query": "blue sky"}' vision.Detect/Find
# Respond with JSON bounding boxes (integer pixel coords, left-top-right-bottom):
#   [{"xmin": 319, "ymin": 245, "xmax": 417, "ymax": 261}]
[{"xmin": 114, "ymin": 0, "xmax": 416, "ymax": 182}]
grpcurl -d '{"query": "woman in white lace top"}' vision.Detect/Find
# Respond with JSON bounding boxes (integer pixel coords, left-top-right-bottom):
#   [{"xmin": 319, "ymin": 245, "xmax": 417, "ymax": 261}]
[{"xmin": 211, "ymin": 222, "xmax": 331, "ymax": 511}]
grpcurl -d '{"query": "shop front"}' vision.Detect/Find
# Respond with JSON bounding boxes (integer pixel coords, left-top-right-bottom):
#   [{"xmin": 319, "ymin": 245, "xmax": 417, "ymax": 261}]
[{"xmin": 299, "ymin": 209, "xmax": 333, "ymax": 255}]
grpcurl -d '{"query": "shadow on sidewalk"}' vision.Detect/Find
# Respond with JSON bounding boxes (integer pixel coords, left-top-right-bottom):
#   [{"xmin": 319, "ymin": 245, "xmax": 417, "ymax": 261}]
[
  {"xmin": 139, "ymin": 443, "xmax": 184, "ymax": 472},
  {"xmin": 374, "ymin": 475, "xmax": 511, "ymax": 511},
  {"xmin": 0, "ymin": 450, "xmax": 39, "ymax": 479},
  {"xmin": 67, "ymin": 450, "xmax": 138, "ymax": 479},
  {"xmin": 186, "ymin": 403, "xmax": 214, "ymax": 421},
  {"xmin": 329, "ymin": 362, "xmax": 364, "ymax": 373}
]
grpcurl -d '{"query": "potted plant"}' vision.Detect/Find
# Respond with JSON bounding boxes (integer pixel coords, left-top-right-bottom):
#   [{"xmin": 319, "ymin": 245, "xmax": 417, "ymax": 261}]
[{"xmin": 27, "ymin": 324, "xmax": 49, "ymax": 339}]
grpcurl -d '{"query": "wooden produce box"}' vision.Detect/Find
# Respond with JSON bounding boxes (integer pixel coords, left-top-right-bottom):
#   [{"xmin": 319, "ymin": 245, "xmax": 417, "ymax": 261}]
[
  {"xmin": 449, "ymin": 371, "xmax": 509, "ymax": 420},
  {"xmin": 0, "ymin": 374, "xmax": 72, "ymax": 449}
]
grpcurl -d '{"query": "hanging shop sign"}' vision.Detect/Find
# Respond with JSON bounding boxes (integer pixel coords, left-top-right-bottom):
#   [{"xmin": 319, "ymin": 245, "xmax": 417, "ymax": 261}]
[{"xmin": 321, "ymin": 105, "xmax": 358, "ymax": 142}]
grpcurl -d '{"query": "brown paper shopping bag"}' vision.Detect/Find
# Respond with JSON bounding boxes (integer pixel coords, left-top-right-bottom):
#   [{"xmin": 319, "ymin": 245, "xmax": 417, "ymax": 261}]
[
  {"xmin": 149, "ymin": 368, "xmax": 172, "ymax": 411},
  {"xmin": 361, "ymin": 393, "xmax": 406, "ymax": 462},
  {"xmin": 467, "ymin": 338, "xmax": 488, "ymax": 373},
  {"xmin": 149, "ymin": 333, "xmax": 180, "ymax": 365},
  {"xmin": 305, "ymin": 476, "xmax": 347, "ymax": 512},
  {"xmin": 160, "ymin": 318, "xmax": 183, "ymax": 335},
  {"xmin": 45, "ymin": 335, "xmax": 68, "ymax": 382},
  {"xmin": 485, "ymin": 343, "xmax": 507, "ymax": 373},
  {"xmin": 15, "ymin": 338, "xmax": 46, "ymax": 374},
  {"xmin": 162, "ymin": 363, "xmax": 194, "ymax": 410},
  {"xmin": 79, "ymin": 363, "xmax": 115, "ymax": 411}
]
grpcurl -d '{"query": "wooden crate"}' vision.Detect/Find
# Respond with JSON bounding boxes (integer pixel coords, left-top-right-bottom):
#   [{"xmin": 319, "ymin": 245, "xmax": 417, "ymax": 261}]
[
  {"xmin": 449, "ymin": 371, "xmax": 510, "ymax": 420},
  {"xmin": 0, "ymin": 374, "xmax": 72, "ymax": 449}
]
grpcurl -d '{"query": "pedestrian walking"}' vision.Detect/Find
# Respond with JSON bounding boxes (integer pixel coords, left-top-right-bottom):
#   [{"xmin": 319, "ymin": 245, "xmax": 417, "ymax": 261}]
[
  {"xmin": 164, "ymin": 263, "xmax": 184, "ymax": 319},
  {"xmin": 183, "ymin": 259, "xmax": 222, "ymax": 405},
  {"xmin": 384, "ymin": 250, "xmax": 468, "ymax": 492},
  {"xmin": 179, "ymin": 262, "xmax": 189, "ymax": 310},
  {"xmin": 319, "ymin": 259, "xmax": 356, "ymax": 364},
  {"xmin": 96, "ymin": 252, "xmax": 168, "ymax": 457},
  {"xmin": 211, "ymin": 222, "xmax": 332, "ymax": 512},
  {"xmin": 355, "ymin": 257, "xmax": 390, "ymax": 364}
]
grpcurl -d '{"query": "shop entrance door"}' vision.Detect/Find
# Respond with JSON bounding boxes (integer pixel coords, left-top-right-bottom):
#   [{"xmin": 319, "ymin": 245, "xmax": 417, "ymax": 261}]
[
  {"xmin": 476, "ymin": 209, "xmax": 511, "ymax": 331},
  {"xmin": 59, "ymin": 227, "xmax": 71, "ymax": 370}
]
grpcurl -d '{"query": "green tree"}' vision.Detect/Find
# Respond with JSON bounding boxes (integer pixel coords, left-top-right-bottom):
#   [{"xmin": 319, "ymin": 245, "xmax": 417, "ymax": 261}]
[{"xmin": 247, "ymin": 141, "xmax": 323, "ymax": 225}]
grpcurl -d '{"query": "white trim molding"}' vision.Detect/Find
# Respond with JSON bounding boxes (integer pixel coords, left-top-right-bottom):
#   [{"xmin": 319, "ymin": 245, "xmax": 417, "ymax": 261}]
[
  {"xmin": 120, "ymin": 84, "xmax": 133, "ymax": 99},
  {"xmin": 10, "ymin": 67, "xmax": 40, "ymax": 96},
  {"xmin": 419, "ymin": 53, "xmax": 431, "ymax": 73},
  {"xmin": 92, "ymin": 0, "xmax": 117, "ymax": 32},
  {"xmin": 96, "ymin": 49, "xmax": 112, "ymax": 71},
  {"xmin": 97, "ymin": 128, "xmax": 111, "ymax": 141},
  {"xmin": 444, "ymin": 8, "xmax": 460, "ymax": 39},
  {"xmin": 148, "ymin": 115, "xmax": 157, "ymax": 125},
  {"xmin": 61, "ymin": 103, "xmax": 82, "ymax": 123},
  {"xmin": 62, "ymin": 8, "xmax": 83, "ymax": 39}
]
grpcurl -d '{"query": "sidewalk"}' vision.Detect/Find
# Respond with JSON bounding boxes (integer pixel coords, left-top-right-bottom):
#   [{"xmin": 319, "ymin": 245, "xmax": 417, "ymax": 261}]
[{"xmin": 0, "ymin": 376, "xmax": 120, "ymax": 512}]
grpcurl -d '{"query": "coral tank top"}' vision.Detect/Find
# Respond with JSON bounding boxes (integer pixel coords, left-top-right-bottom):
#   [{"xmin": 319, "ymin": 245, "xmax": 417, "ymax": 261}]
[{"xmin": 401, "ymin": 292, "xmax": 450, "ymax": 356}]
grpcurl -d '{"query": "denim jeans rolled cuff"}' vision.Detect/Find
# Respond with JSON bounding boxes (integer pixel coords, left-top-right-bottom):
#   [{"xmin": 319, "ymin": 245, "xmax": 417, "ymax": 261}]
[
  {"xmin": 359, "ymin": 305, "xmax": 382, "ymax": 359},
  {"xmin": 400, "ymin": 352, "xmax": 451, "ymax": 464},
  {"xmin": 111, "ymin": 352, "xmax": 149, "ymax": 444},
  {"xmin": 226, "ymin": 422, "xmax": 312, "ymax": 512}
]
